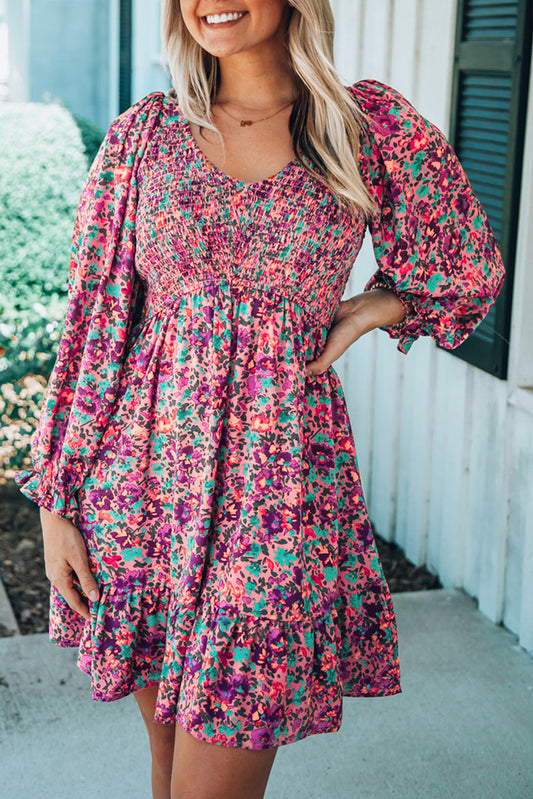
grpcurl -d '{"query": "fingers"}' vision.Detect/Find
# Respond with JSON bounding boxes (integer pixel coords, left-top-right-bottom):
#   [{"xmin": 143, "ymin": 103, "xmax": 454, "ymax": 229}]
[
  {"xmin": 65, "ymin": 537, "xmax": 100, "ymax": 603},
  {"xmin": 58, "ymin": 574, "xmax": 93, "ymax": 621},
  {"xmin": 41, "ymin": 513, "xmax": 99, "ymax": 621},
  {"xmin": 50, "ymin": 556, "xmax": 99, "ymax": 621},
  {"xmin": 306, "ymin": 303, "xmax": 366, "ymax": 376},
  {"xmin": 52, "ymin": 566, "xmax": 98, "ymax": 621},
  {"xmin": 74, "ymin": 561, "xmax": 100, "ymax": 604},
  {"xmin": 305, "ymin": 336, "xmax": 343, "ymax": 375},
  {"xmin": 305, "ymin": 358, "xmax": 328, "ymax": 376}
]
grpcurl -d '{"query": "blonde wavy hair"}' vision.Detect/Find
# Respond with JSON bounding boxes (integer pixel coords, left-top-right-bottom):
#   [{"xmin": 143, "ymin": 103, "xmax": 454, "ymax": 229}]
[{"xmin": 160, "ymin": 0, "xmax": 374, "ymax": 216}]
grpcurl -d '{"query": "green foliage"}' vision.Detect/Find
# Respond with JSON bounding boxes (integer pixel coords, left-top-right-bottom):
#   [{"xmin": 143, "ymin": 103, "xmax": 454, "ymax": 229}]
[
  {"xmin": 0, "ymin": 100, "xmax": 104, "ymax": 477},
  {"xmin": 0, "ymin": 299, "xmax": 67, "ymax": 477},
  {"xmin": 0, "ymin": 101, "xmax": 88, "ymax": 314},
  {"xmin": 70, "ymin": 111, "xmax": 105, "ymax": 168},
  {"xmin": 0, "ymin": 300, "xmax": 67, "ymax": 384},
  {"xmin": 0, "ymin": 375, "xmax": 47, "ymax": 478}
]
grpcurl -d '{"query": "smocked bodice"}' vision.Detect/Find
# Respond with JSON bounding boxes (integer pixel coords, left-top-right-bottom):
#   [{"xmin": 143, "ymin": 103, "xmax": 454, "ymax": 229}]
[{"xmin": 135, "ymin": 99, "xmax": 367, "ymax": 328}]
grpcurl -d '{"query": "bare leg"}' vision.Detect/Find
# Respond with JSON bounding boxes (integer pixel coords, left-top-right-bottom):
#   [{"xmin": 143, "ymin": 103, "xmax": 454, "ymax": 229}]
[
  {"xmin": 171, "ymin": 722, "xmax": 278, "ymax": 799},
  {"xmin": 133, "ymin": 684, "xmax": 176, "ymax": 799}
]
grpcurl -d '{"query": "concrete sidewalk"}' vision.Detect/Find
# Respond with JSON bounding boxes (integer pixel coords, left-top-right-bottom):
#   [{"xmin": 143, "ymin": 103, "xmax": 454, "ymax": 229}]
[{"xmin": 1, "ymin": 588, "xmax": 532, "ymax": 798}]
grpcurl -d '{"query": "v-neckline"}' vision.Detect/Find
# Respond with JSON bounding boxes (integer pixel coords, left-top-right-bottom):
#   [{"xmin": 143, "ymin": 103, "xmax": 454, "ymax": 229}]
[{"xmin": 179, "ymin": 109, "xmax": 300, "ymax": 189}]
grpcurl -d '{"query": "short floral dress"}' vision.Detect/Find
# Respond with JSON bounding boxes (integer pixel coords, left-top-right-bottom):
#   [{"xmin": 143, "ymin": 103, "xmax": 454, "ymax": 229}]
[{"xmin": 15, "ymin": 79, "xmax": 504, "ymax": 750}]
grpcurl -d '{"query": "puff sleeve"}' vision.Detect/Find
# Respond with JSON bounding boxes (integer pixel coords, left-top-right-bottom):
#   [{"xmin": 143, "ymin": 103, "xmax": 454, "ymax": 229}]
[
  {"xmin": 14, "ymin": 92, "xmax": 165, "ymax": 527},
  {"xmin": 350, "ymin": 79, "xmax": 505, "ymax": 354}
]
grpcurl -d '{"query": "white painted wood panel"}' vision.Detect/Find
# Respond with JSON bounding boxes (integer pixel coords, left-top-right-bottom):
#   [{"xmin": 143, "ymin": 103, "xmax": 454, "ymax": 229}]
[
  {"xmin": 360, "ymin": 0, "xmax": 392, "ymax": 84},
  {"xmin": 518, "ymin": 446, "xmax": 533, "ymax": 652},
  {"xmin": 502, "ymin": 407, "xmax": 528, "ymax": 635},
  {"xmin": 389, "ymin": 0, "xmax": 419, "ymax": 100},
  {"xmin": 426, "ymin": 352, "xmax": 470, "ymax": 585},
  {"xmin": 395, "ymin": 337, "xmax": 436, "ymax": 564},
  {"xmin": 332, "ymin": 0, "xmax": 361, "ymax": 84},
  {"xmin": 416, "ymin": 0, "xmax": 456, "ymax": 131},
  {"xmin": 368, "ymin": 338, "xmax": 404, "ymax": 541},
  {"xmin": 466, "ymin": 371, "xmax": 508, "ymax": 622},
  {"xmin": 333, "ymin": 0, "xmax": 533, "ymax": 654}
]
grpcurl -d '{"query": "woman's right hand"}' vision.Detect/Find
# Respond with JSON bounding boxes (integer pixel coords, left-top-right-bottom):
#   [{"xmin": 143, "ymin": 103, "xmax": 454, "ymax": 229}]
[{"xmin": 40, "ymin": 507, "xmax": 99, "ymax": 621}]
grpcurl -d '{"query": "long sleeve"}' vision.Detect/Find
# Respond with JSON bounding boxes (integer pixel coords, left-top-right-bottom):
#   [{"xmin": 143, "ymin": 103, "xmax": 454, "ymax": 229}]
[
  {"xmin": 350, "ymin": 79, "xmax": 505, "ymax": 354},
  {"xmin": 14, "ymin": 92, "xmax": 165, "ymax": 526}
]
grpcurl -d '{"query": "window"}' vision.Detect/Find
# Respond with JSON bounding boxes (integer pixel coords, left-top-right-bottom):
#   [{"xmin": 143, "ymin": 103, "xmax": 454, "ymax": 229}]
[{"xmin": 446, "ymin": 0, "xmax": 532, "ymax": 379}]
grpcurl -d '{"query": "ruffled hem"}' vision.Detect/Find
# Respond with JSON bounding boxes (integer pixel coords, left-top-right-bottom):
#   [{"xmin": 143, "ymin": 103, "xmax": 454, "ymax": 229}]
[
  {"xmin": 49, "ymin": 577, "xmax": 401, "ymax": 749},
  {"xmin": 49, "ymin": 576, "xmax": 169, "ymax": 699},
  {"xmin": 153, "ymin": 593, "xmax": 401, "ymax": 748},
  {"xmin": 14, "ymin": 467, "xmax": 81, "ymax": 526}
]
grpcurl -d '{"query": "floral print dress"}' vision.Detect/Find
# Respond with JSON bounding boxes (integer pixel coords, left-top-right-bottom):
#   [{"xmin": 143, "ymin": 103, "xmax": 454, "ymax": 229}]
[{"xmin": 15, "ymin": 80, "xmax": 505, "ymax": 750}]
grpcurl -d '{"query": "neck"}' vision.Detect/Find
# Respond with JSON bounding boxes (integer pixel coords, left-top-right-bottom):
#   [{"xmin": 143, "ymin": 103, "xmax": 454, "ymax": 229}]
[{"xmin": 215, "ymin": 40, "xmax": 297, "ymax": 111}]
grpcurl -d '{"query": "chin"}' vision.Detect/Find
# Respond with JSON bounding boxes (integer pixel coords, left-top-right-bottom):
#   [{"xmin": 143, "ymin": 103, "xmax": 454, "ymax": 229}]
[
  {"xmin": 198, "ymin": 37, "xmax": 247, "ymax": 59},
  {"xmin": 200, "ymin": 43, "xmax": 240, "ymax": 58}
]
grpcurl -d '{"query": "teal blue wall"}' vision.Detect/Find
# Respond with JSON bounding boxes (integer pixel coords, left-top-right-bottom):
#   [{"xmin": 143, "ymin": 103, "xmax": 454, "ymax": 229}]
[{"xmin": 29, "ymin": 0, "xmax": 111, "ymax": 130}]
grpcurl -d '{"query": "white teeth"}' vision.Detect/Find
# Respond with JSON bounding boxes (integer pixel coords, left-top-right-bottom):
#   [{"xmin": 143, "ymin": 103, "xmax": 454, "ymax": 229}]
[{"xmin": 205, "ymin": 11, "xmax": 244, "ymax": 24}]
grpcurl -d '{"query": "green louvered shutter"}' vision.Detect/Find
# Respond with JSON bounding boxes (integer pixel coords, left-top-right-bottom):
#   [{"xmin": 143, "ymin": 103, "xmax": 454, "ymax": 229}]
[
  {"xmin": 118, "ymin": 0, "xmax": 133, "ymax": 114},
  {"xmin": 446, "ymin": 0, "xmax": 532, "ymax": 379}
]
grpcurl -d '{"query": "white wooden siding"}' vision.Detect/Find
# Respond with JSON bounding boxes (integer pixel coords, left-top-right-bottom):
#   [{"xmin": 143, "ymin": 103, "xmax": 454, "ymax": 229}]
[{"xmin": 332, "ymin": 0, "xmax": 533, "ymax": 655}]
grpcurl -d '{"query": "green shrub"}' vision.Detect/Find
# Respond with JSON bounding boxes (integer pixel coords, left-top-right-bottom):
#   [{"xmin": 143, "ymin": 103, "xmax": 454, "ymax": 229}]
[
  {"xmin": 0, "ymin": 100, "xmax": 104, "ymax": 478},
  {"xmin": 70, "ymin": 111, "xmax": 105, "ymax": 168},
  {"xmin": 0, "ymin": 101, "xmax": 89, "ymax": 315},
  {"xmin": 0, "ymin": 300, "xmax": 67, "ymax": 384},
  {"xmin": 0, "ymin": 375, "xmax": 46, "ymax": 480}
]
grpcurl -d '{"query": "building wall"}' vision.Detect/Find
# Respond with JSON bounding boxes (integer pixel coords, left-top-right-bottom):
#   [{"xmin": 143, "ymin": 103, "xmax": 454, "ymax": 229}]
[
  {"xmin": 131, "ymin": 0, "xmax": 171, "ymax": 104},
  {"xmin": 6, "ymin": 0, "xmax": 170, "ymax": 130},
  {"xmin": 331, "ymin": 0, "xmax": 533, "ymax": 655},
  {"xmin": 5, "ymin": 0, "xmax": 30, "ymax": 103},
  {"xmin": 28, "ymin": 0, "xmax": 112, "ymax": 130}
]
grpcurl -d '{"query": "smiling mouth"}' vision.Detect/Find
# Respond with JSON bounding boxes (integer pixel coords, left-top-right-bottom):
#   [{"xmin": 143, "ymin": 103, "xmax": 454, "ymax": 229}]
[{"xmin": 202, "ymin": 10, "xmax": 248, "ymax": 25}]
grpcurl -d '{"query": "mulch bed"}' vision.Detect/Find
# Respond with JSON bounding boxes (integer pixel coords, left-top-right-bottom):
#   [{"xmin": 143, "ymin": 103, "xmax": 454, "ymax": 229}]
[{"xmin": 0, "ymin": 480, "xmax": 441, "ymax": 637}]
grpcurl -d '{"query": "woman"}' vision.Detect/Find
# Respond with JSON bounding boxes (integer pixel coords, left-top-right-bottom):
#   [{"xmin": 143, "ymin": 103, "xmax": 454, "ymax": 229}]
[{"xmin": 15, "ymin": 1, "xmax": 504, "ymax": 797}]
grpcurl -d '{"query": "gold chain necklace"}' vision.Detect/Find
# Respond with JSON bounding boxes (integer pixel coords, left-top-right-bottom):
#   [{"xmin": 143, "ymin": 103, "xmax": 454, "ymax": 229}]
[{"xmin": 218, "ymin": 100, "xmax": 294, "ymax": 127}]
